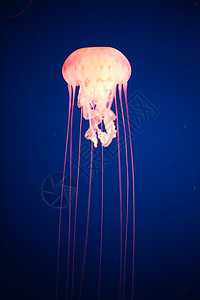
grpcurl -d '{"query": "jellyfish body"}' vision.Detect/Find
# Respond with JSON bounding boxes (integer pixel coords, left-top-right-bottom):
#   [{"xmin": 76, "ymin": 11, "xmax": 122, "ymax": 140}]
[
  {"xmin": 57, "ymin": 47, "xmax": 135, "ymax": 300},
  {"xmin": 62, "ymin": 47, "xmax": 131, "ymax": 147}
]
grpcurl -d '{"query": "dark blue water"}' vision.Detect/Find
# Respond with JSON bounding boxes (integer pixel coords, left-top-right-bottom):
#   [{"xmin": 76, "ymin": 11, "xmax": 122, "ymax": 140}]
[{"xmin": 1, "ymin": 1, "xmax": 200, "ymax": 299}]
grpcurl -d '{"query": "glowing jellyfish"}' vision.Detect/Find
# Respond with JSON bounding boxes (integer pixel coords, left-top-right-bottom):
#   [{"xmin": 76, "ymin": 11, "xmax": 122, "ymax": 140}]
[{"xmin": 56, "ymin": 47, "xmax": 135, "ymax": 300}]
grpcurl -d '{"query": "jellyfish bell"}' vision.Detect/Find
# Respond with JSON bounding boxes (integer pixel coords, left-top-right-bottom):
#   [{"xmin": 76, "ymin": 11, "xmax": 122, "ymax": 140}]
[{"xmin": 62, "ymin": 47, "xmax": 131, "ymax": 147}]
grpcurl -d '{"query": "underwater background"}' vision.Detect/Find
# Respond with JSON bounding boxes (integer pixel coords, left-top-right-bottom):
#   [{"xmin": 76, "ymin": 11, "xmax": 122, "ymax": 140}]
[{"xmin": 1, "ymin": 0, "xmax": 200, "ymax": 299}]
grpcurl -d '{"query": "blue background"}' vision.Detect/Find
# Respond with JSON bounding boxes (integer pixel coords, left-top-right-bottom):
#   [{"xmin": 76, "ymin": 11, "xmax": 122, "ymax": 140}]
[{"xmin": 1, "ymin": 0, "xmax": 200, "ymax": 299}]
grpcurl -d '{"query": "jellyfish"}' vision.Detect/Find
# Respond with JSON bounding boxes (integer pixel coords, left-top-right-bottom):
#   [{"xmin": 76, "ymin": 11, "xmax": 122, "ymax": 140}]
[{"xmin": 56, "ymin": 47, "xmax": 135, "ymax": 300}]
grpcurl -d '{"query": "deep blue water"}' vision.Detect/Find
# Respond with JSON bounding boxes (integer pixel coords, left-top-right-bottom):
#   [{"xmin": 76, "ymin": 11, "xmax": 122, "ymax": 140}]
[{"xmin": 1, "ymin": 0, "xmax": 200, "ymax": 299}]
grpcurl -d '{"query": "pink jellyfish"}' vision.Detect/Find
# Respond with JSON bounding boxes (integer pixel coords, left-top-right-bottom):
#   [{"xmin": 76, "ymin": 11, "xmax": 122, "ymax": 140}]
[{"xmin": 56, "ymin": 47, "xmax": 135, "ymax": 300}]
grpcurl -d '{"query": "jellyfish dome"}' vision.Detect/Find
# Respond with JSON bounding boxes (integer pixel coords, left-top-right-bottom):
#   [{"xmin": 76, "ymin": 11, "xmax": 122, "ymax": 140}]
[{"xmin": 62, "ymin": 47, "xmax": 131, "ymax": 147}]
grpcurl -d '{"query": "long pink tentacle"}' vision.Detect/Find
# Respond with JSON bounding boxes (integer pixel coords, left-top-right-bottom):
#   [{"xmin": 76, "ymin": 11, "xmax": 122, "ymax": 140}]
[
  {"xmin": 66, "ymin": 86, "xmax": 75, "ymax": 299},
  {"xmin": 123, "ymin": 83, "xmax": 135, "ymax": 300},
  {"xmin": 71, "ymin": 108, "xmax": 83, "ymax": 300},
  {"xmin": 79, "ymin": 143, "xmax": 93, "ymax": 300},
  {"xmin": 114, "ymin": 89, "xmax": 123, "ymax": 300},
  {"xmin": 56, "ymin": 84, "xmax": 72, "ymax": 300},
  {"xmin": 118, "ymin": 84, "xmax": 129, "ymax": 300},
  {"xmin": 98, "ymin": 124, "xmax": 104, "ymax": 300},
  {"xmin": 1, "ymin": 0, "xmax": 33, "ymax": 19}
]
